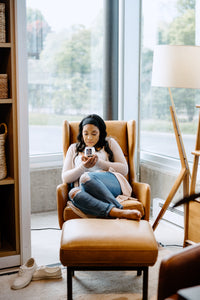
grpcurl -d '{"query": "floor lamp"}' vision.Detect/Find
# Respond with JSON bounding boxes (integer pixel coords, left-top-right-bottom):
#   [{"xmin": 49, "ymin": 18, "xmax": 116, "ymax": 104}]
[{"xmin": 151, "ymin": 45, "xmax": 200, "ymax": 231}]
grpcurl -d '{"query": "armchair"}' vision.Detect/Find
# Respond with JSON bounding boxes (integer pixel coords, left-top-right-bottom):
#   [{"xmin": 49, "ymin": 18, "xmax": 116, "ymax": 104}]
[
  {"xmin": 157, "ymin": 243, "xmax": 200, "ymax": 300},
  {"xmin": 57, "ymin": 120, "xmax": 151, "ymax": 229}
]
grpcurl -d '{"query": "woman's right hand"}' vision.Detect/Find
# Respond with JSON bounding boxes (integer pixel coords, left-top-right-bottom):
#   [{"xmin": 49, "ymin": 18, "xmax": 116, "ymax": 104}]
[{"xmin": 82, "ymin": 154, "xmax": 98, "ymax": 168}]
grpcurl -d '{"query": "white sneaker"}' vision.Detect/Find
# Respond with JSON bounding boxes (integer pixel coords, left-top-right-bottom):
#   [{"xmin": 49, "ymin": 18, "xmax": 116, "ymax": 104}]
[
  {"xmin": 32, "ymin": 265, "xmax": 62, "ymax": 280},
  {"xmin": 11, "ymin": 258, "xmax": 37, "ymax": 290}
]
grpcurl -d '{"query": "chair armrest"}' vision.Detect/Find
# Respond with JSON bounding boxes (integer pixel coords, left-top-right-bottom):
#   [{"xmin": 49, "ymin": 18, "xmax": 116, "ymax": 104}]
[
  {"xmin": 132, "ymin": 181, "xmax": 151, "ymax": 221},
  {"xmin": 157, "ymin": 244, "xmax": 200, "ymax": 300},
  {"xmin": 57, "ymin": 183, "xmax": 69, "ymax": 229}
]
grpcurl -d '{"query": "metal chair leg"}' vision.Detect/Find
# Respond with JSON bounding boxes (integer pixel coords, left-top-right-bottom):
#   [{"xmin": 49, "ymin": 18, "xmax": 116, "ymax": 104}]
[
  {"xmin": 67, "ymin": 267, "xmax": 73, "ymax": 300},
  {"xmin": 143, "ymin": 267, "xmax": 149, "ymax": 300}
]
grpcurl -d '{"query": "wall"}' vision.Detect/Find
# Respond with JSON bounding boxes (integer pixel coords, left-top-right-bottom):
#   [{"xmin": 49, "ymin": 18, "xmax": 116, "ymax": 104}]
[
  {"xmin": 30, "ymin": 166, "xmax": 62, "ymax": 213},
  {"xmin": 140, "ymin": 163, "xmax": 183, "ymax": 217},
  {"xmin": 30, "ymin": 162, "xmax": 195, "ymax": 213},
  {"xmin": 140, "ymin": 163, "xmax": 183, "ymax": 203}
]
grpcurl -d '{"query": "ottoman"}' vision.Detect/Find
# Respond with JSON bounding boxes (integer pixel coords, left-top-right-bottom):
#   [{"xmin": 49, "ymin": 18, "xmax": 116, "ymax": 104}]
[{"xmin": 60, "ymin": 218, "xmax": 158, "ymax": 300}]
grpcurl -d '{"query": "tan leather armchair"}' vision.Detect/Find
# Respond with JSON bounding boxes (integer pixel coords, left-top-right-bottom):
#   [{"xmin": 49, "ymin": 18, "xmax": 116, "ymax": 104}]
[
  {"xmin": 57, "ymin": 120, "xmax": 151, "ymax": 229},
  {"xmin": 157, "ymin": 243, "xmax": 200, "ymax": 300}
]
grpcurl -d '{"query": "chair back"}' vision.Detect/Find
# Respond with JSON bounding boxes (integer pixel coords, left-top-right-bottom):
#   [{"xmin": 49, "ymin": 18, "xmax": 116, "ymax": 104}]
[{"xmin": 62, "ymin": 120, "xmax": 136, "ymax": 182}]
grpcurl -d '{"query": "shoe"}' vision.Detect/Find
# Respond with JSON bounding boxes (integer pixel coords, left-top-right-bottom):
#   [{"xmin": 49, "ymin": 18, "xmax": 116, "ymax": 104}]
[
  {"xmin": 32, "ymin": 265, "xmax": 62, "ymax": 280},
  {"xmin": 11, "ymin": 258, "xmax": 37, "ymax": 290}
]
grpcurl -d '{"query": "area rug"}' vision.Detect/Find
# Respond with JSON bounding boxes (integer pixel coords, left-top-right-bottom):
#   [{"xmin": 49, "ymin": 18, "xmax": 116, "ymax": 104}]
[{"xmin": 0, "ymin": 247, "xmax": 171, "ymax": 300}]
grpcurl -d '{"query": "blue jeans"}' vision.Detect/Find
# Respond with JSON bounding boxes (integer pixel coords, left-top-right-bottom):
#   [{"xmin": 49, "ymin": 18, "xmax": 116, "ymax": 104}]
[{"xmin": 70, "ymin": 172, "xmax": 123, "ymax": 217}]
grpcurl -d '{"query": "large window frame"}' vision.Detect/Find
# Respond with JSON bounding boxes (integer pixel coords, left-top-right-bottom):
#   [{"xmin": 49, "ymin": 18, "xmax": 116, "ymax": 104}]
[
  {"xmin": 29, "ymin": 0, "xmax": 120, "ymax": 168},
  {"xmin": 29, "ymin": 0, "xmax": 194, "ymax": 175},
  {"xmin": 122, "ymin": 0, "xmax": 199, "ymax": 181},
  {"xmin": 139, "ymin": 0, "xmax": 199, "ymax": 176}
]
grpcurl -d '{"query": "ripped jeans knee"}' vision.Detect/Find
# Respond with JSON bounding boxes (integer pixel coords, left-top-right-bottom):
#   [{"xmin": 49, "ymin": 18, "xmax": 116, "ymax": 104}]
[
  {"xmin": 79, "ymin": 172, "xmax": 91, "ymax": 184},
  {"xmin": 69, "ymin": 187, "xmax": 81, "ymax": 200}
]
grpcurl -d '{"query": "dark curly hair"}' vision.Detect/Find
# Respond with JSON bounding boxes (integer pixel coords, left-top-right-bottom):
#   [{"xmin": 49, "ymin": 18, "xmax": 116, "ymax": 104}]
[{"xmin": 76, "ymin": 114, "xmax": 114, "ymax": 162}]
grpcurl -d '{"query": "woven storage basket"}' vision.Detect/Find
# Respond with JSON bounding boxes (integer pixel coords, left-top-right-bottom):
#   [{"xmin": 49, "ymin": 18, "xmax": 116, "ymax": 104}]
[
  {"xmin": 0, "ymin": 123, "xmax": 7, "ymax": 180},
  {"xmin": 0, "ymin": 74, "xmax": 8, "ymax": 98},
  {"xmin": 0, "ymin": 3, "xmax": 6, "ymax": 43}
]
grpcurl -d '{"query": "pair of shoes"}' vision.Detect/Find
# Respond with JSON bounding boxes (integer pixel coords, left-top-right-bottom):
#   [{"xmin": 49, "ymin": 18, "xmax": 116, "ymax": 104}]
[
  {"xmin": 11, "ymin": 258, "xmax": 37, "ymax": 290},
  {"xmin": 32, "ymin": 265, "xmax": 62, "ymax": 280}
]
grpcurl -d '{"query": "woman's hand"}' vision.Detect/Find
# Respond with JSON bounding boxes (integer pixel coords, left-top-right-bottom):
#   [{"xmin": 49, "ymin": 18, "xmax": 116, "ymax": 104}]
[{"xmin": 82, "ymin": 154, "xmax": 98, "ymax": 168}]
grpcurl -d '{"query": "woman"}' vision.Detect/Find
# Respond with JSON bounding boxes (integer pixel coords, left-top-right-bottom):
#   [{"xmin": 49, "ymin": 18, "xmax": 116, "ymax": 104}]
[{"xmin": 62, "ymin": 114, "xmax": 141, "ymax": 220}]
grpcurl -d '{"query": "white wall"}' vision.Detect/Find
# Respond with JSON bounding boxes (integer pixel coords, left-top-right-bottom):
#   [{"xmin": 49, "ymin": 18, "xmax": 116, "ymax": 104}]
[{"xmin": 15, "ymin": 0, "xmax": 31, "ymax": 264}]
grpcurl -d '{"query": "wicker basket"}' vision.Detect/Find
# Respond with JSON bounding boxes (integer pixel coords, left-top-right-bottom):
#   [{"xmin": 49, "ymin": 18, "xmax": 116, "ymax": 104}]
[
  {"xmin": 0, "ymin": 123, "xmax": 7, "ymax": 180},
  {"xmin": 0, "ymin": 3, "xmax": 6, "ymax": 43},
  {"xmin": 0, "ymin": 74, "xmax": 8, "ymax": 98}
]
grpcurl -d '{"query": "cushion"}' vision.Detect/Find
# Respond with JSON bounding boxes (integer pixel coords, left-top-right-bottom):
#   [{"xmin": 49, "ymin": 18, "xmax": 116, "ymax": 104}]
[
  {"xmin": 60, "ymin": 219, "xmax": 158, "ymax": 267},
  {"xmin": 63, "ymin": 197, "xmax": 145, "ymax": 220},
  {"xmin": 116, "ymin": 195, "xmax": 145, "ymax": 216}
]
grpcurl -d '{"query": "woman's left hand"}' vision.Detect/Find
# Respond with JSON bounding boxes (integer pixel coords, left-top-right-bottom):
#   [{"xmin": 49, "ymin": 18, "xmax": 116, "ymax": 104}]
[{"xmin": 82, "ymin": 154, "xmax": 98, "ymax": 168}]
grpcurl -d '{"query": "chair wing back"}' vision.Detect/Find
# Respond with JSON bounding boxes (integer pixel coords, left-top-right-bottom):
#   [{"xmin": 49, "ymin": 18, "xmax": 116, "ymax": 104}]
[{"xmin": 63, "ymin": 120, "xmax": 136, "ymax": 182}]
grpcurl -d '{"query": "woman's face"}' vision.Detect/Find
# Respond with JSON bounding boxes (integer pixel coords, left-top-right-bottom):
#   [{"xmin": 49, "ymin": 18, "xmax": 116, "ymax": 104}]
[{"xmin": 82, "ymin": 124, "xmax": 100, "ymax": 147}]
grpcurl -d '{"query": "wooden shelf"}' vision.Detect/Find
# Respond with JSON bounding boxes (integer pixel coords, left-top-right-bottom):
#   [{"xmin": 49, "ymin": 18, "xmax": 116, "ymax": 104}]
[
  {"xmin": 0, "ymin": 42, "xmax": 11, "ymax": 48},
  {"xmin": 0, "ymin": 177, "xmax": 14, "ymax": 185},
  {"xmin": 0, "ymin": 250, "xmax": 17, "ymax": 257},
  {"xmin": 0, "ymin": 240, "xmax": 17, "ymax": 257},
  {"xmin": 191, "ymin": 150, "xmax": 200, "ymax": 156},
  {"xmin": 0, "ymin": 98, "xmax": 13, "ymax": 104},
  {"xmin": 184, "ymin": 239, "xmax": 197, "ymax": 246},
  {"xmin": 0, "ymin": 0, "xmax": 20, "ymax": 266}
]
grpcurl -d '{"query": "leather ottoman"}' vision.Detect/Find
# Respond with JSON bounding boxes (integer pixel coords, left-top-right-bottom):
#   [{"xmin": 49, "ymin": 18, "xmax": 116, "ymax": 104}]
[{"xmin": 60, "ymin": 218, "xmax": 158, "ymax": 300}]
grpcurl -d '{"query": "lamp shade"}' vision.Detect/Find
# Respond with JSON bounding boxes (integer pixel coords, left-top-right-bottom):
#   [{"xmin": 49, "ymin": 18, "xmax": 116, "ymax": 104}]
[{"xmin": 152, "ymin": 45, "xmax": 200, "ymax": 89}]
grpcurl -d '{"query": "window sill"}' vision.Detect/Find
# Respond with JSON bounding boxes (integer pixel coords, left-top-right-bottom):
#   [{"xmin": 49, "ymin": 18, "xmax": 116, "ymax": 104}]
[
  {"xmin": 140, "ymin": 151, "xmax": 193, "ymax": 174},
  {"xmin": 30, "ymin": 153, "xmax": 63, "ymax": 170}
]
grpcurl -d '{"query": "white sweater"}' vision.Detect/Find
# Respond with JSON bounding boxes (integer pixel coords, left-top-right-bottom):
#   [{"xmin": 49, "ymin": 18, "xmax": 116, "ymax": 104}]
[{"xmin": 62, "ymin": 138, "xmax": 132, "ymax": 196}]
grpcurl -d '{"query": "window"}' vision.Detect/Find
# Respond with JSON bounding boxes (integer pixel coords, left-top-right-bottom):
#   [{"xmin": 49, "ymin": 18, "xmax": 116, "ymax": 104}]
[
  {"xmin": 26, "ymin": 0, "xmax": 104, "ymax": 156},
  {"xmin": 140, "ymin": 0, "xmax": 200, "ymax": 164}
]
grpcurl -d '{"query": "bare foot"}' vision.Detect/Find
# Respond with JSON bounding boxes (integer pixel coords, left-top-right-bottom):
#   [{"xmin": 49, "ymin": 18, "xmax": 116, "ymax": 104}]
[{"xmin": 109, "ymin": 208, "xmax": 142, "ymax": 220}]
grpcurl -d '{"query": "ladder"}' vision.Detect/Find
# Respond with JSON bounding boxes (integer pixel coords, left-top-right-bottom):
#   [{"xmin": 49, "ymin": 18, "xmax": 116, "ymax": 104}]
[
  {"xmin": 190, "ymin": 105, "xmax": 200, "ymax": 194},
  {"xmin": 184, "ymin": 105, "xmax": 200, "ymax": 246}
]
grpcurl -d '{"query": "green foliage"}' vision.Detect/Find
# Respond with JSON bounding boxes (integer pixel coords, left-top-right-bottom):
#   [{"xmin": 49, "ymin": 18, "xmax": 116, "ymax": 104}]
[
  {"xmin": 49, "ymin": 25, "xmax": 95, "ymax": 114},
  {"xmin": 27, "ymin": 7, "xmax": 45, "ymax": 23},
  {"xmin": 151, "ymin": 88, "xmax": 170, "ymax": 119},
  {"xmin": 29, "ymin": 112, "xmax": 82, "ymax": 126},
  {"xmin": 140, "ymin": 49, "xmax": 154, "ymax": 119},
  {"xmin": 27, "ymin": 7, "xmax": 103, "ymax": 117},
  {"xmin": 55, "ymin": 25, "xmax": 92, "ymax": 75},
  {"xmin": 27, "ymin": 8, "xmax": 51, "ymax": 59},
  {"xmin": 142, "ymin": 0, "xmax": 196, "ymax": 125},
  {"xmin": 177, "ymin": 0, "xmax": 195, "ymax": 13},
  {"xmin": 141, "ymin": 118, "xmax": 197, "ymax": 134},
  {"xmin": 164, "ymin": 10, "xmax": 195, "ymax": 45}
]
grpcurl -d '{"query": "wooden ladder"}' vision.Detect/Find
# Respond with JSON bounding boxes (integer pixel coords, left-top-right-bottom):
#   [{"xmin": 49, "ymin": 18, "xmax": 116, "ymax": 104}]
[
  {"xmin": 190, "ymin": 105, "xmax": 200, "ymax": 194},
  {"xmin": 184, "ymin": 105, "xmax": 200, "ymax": 246}
]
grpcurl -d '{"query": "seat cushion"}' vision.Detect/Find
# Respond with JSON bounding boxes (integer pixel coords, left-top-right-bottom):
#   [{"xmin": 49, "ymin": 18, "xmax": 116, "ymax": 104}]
[
  {"xmin": 63, "ymin": 198, "xmax": 145, "ymax": 221},
  {"xmin": 60, "ymin": 219, "xmax": 158, "ymax": 267},
  {"xmin": 164, "ymin": 295, "xmax": 179, "ymax": 300}
]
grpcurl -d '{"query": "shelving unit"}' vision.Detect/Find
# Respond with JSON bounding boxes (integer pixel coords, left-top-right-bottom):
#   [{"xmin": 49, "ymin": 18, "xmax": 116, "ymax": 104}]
[{"xmin": 0, "ymin": 0, "xmax": 20, "ymax": 261}]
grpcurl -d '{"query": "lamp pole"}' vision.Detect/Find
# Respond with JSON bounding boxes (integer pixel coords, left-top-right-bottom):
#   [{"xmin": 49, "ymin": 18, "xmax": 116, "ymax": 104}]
[{"xmin": 152, "ymin": 88, "xmax": 190, "ymax": 231}]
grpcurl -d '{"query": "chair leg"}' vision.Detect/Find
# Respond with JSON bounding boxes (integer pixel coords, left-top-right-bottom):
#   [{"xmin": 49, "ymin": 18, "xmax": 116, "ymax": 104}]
[
  {"xmin": 143, "ymin": 267, "xmax": 148, "ymax": 300},
  {"xmin": 67, "ymin": 266, "xmax": 148, "ymax": 300},
  {"xmin": 67, "ymin": 267, "xmax": 73, "ymax": 300}
]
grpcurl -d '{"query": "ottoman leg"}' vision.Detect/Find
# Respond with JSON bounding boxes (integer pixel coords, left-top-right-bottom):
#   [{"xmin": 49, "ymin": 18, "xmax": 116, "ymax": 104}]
[
  {"xmin": 67, "ymin": 267, "xmax": 73, "ymax": 300},
  {"xmin": 143, "ymin": 267, "xmax": 149, "ymax": 300}
]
